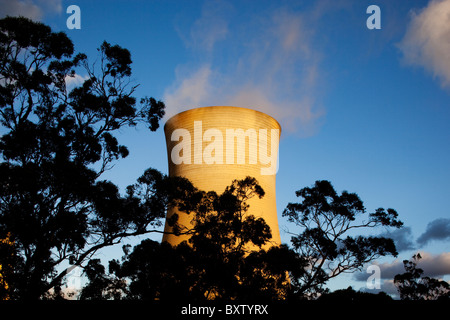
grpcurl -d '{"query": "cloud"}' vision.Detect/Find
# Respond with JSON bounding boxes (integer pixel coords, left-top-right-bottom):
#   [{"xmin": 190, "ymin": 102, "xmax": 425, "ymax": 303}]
[
  {"xmin": 354, "ymin": 252, "xmax": 450, "ymax": 282},
  {"xmin": 378, "ymin": 226, "xmax": 416, "ymax": 252},
  {"xmin": 164, "ymin": 4, "xmax": 325, "ymax": 136},
  {"xmin": 417, "ymin": 218, "xmax": 450, "ymax": 246},
  {"xmin": 0, "ymin": 0, "xmax": 62, "ymax": 20},
  {"xmin": 36, "ymin": 0, "xmax": 61, "ymax": 15},
  {"xmin": 185, "ymin": 0, "xmax": 231, "ymax": 52},
  {"xmin": 414, "ymin": 252, "xmax": 450, "ymax": 277},
  {"xmin": 353, "ymin": 260, "xmax": 404, "ymax": 282},
  {"xmin": 398, "ymin": 0, "xmax": 450, "ymax": 88},
  {"xmin": 163, "ymin": 65, "xmax": 213, "ymax": 112},
  {"xmin": 0, "ymin": 0, "xmax": 42, "ymax": 20},
  {"xmin": 65, "ymin": 73, "xmax": 89, "ymax": 91}
]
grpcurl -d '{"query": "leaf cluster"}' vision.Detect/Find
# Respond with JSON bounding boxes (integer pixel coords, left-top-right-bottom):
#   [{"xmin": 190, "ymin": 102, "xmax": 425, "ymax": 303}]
[
  {"xmin": 0, "ymin": 17, "xmax": 166, "ymax": 300},
  {"xmin": 81, "ymin": 178, "xmax": 304, "ymax": 301},
  {"xmin": 283, "ymin": 180, "xmax": 402, "ymax": 297},
  {"xmin": 394, "ymin": 253, "xmax": 450, "ymax": 301}
]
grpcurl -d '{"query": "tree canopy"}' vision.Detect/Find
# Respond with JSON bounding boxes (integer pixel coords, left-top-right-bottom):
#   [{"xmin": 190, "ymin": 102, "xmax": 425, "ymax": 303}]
[
  {"xmin": 80, "ymin": 177, "xmax": 305, "ymax": 301},
  {"xmin": 0, "ymin": 16, "xmax": 166, "ymax": 300},
  {"xmin": 78, "ymin": 179, "xmax": 404, "ymax": 301},
  {"xmin": 283, "ymin": 180, "xmax": 402, "ymax": 297},
  {"xmin": 394, "ymin": 253, "xmax": 450, "ymax": 301}
]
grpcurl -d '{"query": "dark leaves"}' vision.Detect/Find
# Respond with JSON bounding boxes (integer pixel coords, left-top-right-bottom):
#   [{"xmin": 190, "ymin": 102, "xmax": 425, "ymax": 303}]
[
  {"xmin": 0, "ymin": 17, "xmax": 74, "ymax": 59},
  {"xmin": 99, "ymin": 41, "xmax": 132, "ymax": 77},
  {"xmin": 91, "ymin": 177, "xmax": 298, "ymax": 301},
  {"xmin": 285, "ymin": 180, "xmax": 365, "ymax": 225},
  {"xmin": 140, "ymin": 97, "xmax": 165, "ymax": 131},
  {"xmin": 283, "ymin": 180, "xmax": 403, "ymax": 297},
  {"xmin": 370, "ymin": 208, "xmax": 403, "ymax": 228},
  {"xmin": 0, "ymin": 17, "xmax": 166, "ymax": 299},
  {"xmin": 394, "ymin": 253, "xmax": 450, "ymax": 300}
]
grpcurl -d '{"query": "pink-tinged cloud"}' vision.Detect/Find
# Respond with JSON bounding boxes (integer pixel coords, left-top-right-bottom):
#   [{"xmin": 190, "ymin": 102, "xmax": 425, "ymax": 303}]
[{"xmin": 398, "ymin": 0, "xmax": 450, "ymax": 88}]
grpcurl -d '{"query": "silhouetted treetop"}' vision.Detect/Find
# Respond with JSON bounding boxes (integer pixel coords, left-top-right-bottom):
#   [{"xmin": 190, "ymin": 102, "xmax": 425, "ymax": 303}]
[
  {"xmin": 0, "ymin": 16, "xmax": 166, "ymax": 300},
  {"xmin": 283, "ymin": 180, "xmax": 402, "ymax": 297},
  {"xmin": 81, "ymin": 177, "xmax": 301, "ymax": 301},
  {"xmin": 394, "ymin": 253, "xmax": 450, "ymax": 301}
]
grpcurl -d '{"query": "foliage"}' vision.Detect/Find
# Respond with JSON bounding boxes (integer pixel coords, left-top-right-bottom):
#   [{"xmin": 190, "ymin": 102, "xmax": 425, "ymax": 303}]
[
  {"xmin": 394, "ymin": 253, "xmax": 450, "ymax": 301},
  {"xmin": 81, "ymin": 177, "xmax": 306, "ymax": 301},
  {"xmin": 80, "ymin": 179, "xmax": 406, "ymax": 301},
  {"xmin": 79, "ymin": 258, "xmax": 127, "ymax": 300},
  {"xmin": 179, "ymin": 176, "xmax": 302, "ymax": 300},
  {"xmin": 283, "ymin": 180, "xmax": 402, "ymax": 298},
  {"xmin": 318, "ymin": 286, "xmax": 393, "ymax": 302},
  {"xmin": 0, "ymin": 17, "xmax": 167, "ymax": 299}
]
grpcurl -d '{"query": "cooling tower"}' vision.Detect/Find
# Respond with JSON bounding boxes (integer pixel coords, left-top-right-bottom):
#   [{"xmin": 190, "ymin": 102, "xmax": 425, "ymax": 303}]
[{"xmin": 162, "ymin": 106, "xmax": 281, "ymax": 247}]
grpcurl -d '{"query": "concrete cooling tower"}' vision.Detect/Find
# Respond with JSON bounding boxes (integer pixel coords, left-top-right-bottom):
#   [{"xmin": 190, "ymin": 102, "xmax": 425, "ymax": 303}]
[{"xmin": 162, "ymin": 106, "xmax": 281, "ymax": 247}]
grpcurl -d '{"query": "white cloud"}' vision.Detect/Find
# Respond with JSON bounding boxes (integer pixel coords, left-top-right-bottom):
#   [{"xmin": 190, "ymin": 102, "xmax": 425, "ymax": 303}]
[
  {"xmin": 65, "ymin": 73, "xmax": 88, "ymax": 91},
  {"xmin": 163, "ymin": 65, "xmax": 213, "ymax": 116},
  {"xmin": 164, "ymin": 5, "xmax": 325, "ymax": 137},
  {"xmin": 0, "ymin": 0, "xmax": 62, "ymax": 20},
  {"xmin": 398, "ymin": 0, "xmax": 450, "ymax": 88}
]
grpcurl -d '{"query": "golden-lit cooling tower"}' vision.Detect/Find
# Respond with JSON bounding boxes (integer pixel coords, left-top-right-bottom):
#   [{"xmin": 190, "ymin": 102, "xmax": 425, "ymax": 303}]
[{"xmin": 162, "ymin": 106, "xmax": 281, "ymax": 247}]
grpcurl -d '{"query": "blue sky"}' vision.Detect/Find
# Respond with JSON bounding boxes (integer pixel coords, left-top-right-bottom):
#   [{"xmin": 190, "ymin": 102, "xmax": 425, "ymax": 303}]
[{"xmin": 3, "ymin": 0, "xmax": 450, "ymax": 295}]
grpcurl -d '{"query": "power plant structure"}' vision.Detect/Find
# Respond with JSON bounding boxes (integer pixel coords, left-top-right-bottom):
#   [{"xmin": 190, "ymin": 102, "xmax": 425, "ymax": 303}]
[{"xmin": 162, "ymin": 106, "xmax": 281, "ymax": 248}]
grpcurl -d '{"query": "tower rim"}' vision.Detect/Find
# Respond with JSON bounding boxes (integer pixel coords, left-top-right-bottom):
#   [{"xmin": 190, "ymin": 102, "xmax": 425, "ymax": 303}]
[{"xmin": 163, "ymin": 106, "xmax": 282, "ymax": 134}]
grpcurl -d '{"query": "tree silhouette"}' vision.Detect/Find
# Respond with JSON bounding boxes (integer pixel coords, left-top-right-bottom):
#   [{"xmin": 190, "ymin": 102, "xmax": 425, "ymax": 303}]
[
  {"xmin": 180, "ymin": 176, "xmax": 301, "ymax": 300},
  {"xmin": 318, "ymin": 286, "xmax": 393, "ymax": 302},
  {"xmin": 283, "ymin": 180, "xmax": 402, "ymax": 298},
  {"xmin": 79, "ymin": 179, "xmax": 407, "ymax": 301},
  {"xmin": 0, "ymin": 17, "xmax": 168, "ymax": 300},
  {"xmin": 78, "ymin": 258, "xmax": 127, "ymax": 300},
  {"xmin": 394, "ymin": 253, "xmax": 450, "ymax": 300},
  {"xmin": 83, "ymin": 177, "xmax": 305, "ymax": 301}
]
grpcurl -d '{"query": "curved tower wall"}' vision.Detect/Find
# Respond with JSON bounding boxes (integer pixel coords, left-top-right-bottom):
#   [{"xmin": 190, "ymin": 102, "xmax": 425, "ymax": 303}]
[{"xmin": 162, "ymin": 106, "xmax": 281, "ymax": 247}]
